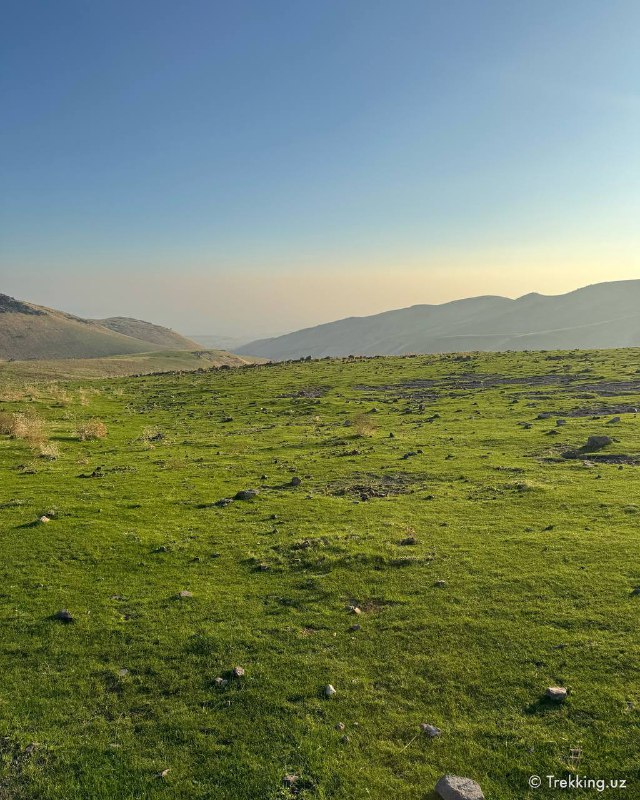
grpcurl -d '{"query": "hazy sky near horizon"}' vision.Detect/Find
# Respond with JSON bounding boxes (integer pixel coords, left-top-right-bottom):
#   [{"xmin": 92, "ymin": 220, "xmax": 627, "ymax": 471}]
[{"xmin": 2, "ymin": 0, "xmax": 640, "ymax": 337}]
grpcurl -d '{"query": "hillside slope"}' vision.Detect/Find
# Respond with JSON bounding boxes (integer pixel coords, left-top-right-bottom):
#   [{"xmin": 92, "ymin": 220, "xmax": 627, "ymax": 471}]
[
  {"xmin": 0, "ymin": 294, "xmax": 197, "ymax": 360},
  {"xmin": 238, "ymin": 280, "xmax": 640, "ymax": 359},
  {"xmin": 95, "ymin": 317, "xmax": 200, "ymax": 350}
]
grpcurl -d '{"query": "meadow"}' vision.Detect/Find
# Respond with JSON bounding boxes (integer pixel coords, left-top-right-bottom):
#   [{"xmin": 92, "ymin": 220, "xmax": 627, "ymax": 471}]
[{"xmin": 1, "ymin": 349, "xmax": 639, "ymax": 799}]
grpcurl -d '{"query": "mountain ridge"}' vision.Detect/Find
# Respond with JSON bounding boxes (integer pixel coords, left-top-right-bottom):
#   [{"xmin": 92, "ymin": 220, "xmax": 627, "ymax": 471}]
[{"xmin": 237, "ymin": 280, "xmax": 640, "ymax": 360}]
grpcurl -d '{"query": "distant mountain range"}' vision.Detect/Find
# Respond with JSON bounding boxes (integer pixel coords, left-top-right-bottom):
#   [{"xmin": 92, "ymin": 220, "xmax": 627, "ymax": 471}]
[
  {"xmin": 237, "ymin": 280, "xmax": 640, "ymax": 360},
  {"xmin": 0, "ymin": 294, "xmax": 201, "ymax": 360}
]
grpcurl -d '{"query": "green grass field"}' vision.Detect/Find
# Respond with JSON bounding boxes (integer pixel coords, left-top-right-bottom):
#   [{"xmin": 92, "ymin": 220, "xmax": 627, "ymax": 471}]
[{"xmin": 1, "ymin": 349, "xmax": 639, "ymax": 799}]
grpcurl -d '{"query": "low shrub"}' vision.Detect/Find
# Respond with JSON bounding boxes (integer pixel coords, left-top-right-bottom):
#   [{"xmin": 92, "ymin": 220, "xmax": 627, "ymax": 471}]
[{"xmin": 76, "ymin": 419, "xmax": 108, "ymax": 441}]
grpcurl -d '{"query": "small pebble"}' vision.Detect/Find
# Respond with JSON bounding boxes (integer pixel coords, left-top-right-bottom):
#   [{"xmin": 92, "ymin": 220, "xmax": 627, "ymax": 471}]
[{"xmin": 324, "ymin": 684, "xmax": 337, "ymax": 697}]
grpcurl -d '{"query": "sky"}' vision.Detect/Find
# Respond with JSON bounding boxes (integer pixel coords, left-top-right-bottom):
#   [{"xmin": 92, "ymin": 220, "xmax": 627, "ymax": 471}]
[{"xmin": 2, "ymin": 0, "xmax": 640, "ymax": 339}]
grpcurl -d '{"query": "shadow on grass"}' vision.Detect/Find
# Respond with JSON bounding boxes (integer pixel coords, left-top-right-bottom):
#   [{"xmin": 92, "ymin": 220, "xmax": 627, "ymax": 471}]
[{"xmin": 524, "ymin": 696, "xmax": 566, "ymax": 715}]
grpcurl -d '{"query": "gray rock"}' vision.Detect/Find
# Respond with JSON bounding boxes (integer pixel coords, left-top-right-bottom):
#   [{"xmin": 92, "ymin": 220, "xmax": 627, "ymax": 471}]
[
  {"xmin": 585, "ymin": 435, "xmax": 613, "ymax": 450},
  {"xmin": 232, "ymin": 666, "xmax": 245, "ymax": 678},
  {"xmin": 234, "ymin": 489, "xmax": 258, "ymax": 500},
  {"xmin": 435, "ymin": 774, "xmax": 485, "ymax": 800},
  {"xmin": 420, "ymin": 723, "xmax": 442, "ymax": 737},
  {"xmin": 178, "ymin": 590, "xmax": 193, "ymax": 598},
  {"xmin": 324, "ymin": 684, "xmax": 337, "ymax": 697},
  {"xmin": 214, "ymin": 497, "xmax": 233, "ymax": 507},
  {"xmin": 545, "ymin": 686, "xmax": 567, "ymax": 701},
  {"xmin": 606, "ymin": 416, "xmax": 621, "ymax": 424},
  {"xmin": 54, "ymin": 609, "xmax": 74, "ymax": 623}
]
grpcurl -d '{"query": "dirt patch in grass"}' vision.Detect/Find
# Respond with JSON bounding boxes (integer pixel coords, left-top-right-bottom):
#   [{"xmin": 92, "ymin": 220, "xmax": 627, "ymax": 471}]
[
  {"xmin": 559, "ymin": 403, "xmax": 639, "ymax": 417},
  {"xmin": 325, "ymin": 471, "xmax": 428, "ymax": 498},
  {"xmin": 278, "ymin": 386, "xmax": 330, "ymax": 398}
]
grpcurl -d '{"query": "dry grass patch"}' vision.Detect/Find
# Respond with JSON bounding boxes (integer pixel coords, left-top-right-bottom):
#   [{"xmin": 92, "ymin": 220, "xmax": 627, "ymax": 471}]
[
  {"xmin": 352, "ymin": 412, "xmax": 377, "ymax": 437},
  {"xmin": 39, "ymin": 441, "xmax": 61, "ymax": 460},
  {"xmin": 76, "ymin": 419, "xmax": 108, "ymax": 441},
  {"xmin": 10, "ymin": 412, "xmax": 48, "ymax": 447}
]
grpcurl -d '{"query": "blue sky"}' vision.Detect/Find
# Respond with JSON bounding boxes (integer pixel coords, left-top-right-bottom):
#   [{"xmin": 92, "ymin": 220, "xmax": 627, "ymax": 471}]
[{"xmin": 2, "ymin": 0, "xmax": 639, "ymax": 336}]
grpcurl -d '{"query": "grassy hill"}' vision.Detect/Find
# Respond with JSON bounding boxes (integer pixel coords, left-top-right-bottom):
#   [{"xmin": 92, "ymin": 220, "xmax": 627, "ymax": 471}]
[
  {"xmin": 94, "ymin": 317, "xmax": 200, "ymax": 351},
  {"xmin": 0, "ymin": 349, "xmax": 258, "ymax": 383},
  {"xmin": 0, "ymin": 294, "xmax": 199, "ymax": 360},
  {"xmin": 1, "ymin": 349, "xmax": 639, "ymax": 798},
  {"xmin": 238, "ymin": 280, "xmax": 640, "ymax": 359}
]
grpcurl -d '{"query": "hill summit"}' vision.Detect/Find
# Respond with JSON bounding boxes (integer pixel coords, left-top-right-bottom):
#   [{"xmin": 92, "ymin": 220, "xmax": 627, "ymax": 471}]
[{"xmin": 0, "ymin": 294, "xmax": 200, "ymax": 360}]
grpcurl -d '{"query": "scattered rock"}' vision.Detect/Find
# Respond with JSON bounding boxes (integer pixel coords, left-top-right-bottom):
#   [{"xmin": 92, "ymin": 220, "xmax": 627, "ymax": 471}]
[
  {"xmin": 214, "ymin": 677, "xmax": 228, "ymax": 688},
  {"xmin": 556, "ymin": 419, "xmax": 566, "ymax": 426},
  {"xmin": 421, "ymin": 723, "xmax": 442, "ymax": 738},
  {"xmin": 289, "ymin": 476, "xmax": 302, "ymax": 487},
  {"xmin": 349, "ymin": 624, "xmax": 361, "ymax": 632},
  {"xmin": 545, "ymin": 686, "xmax": 567, "ymax": 701},
  {"xmin": 607, "ymin": 416, "xmax": 621, "ymax": 424},
  {"xmin": 54, "ymin": 609, "xmax": 74, "ymax": 623},
  {"xmin": 324, "ymin": 684, "xmax": 337, "ymax": 697},
  {"xmin": 435, "ymin": 774, "xmax": 485, "ymax": 800},
  {"xmin": 282, "ymin": 774, "xmax": 298, "ymax": 789},
  {"xmin": 38, "ymin": 515, "xmax": 51, "ymax": 524},
  {"xmin": 335, "ymin": 722, "xmax": 346, "ymax": 731},
  {"xmin": 585, "ymin": 435, "xmax": 613, "ymax": 451},
  {"xmin": 117, "ymin": 668, "xmax": 129, "ymax": 677},
  {"xmin": 157, "ymin": 768, "xmax": 171, "ymax": 779},
  {"xmin": 348, "ymin": 605, "xmax": 362, "ymax": 615},
  {"xmin": 178, "ymin": 590, "xmax": 193, "ymax": 598},
  {"xmin": 399, "ymin": 536, "xmax": 417, "ymax": 546},
  {"xmin": 214, "ymin": 498, "xmax": 233, "ymax": 507},
  {"xmin": 234, "ymin": 489, "xmax": 258, "ymax": 500},
  {"xmin": 434, "ymin": 580, "xmax": 447, "ymax": 588},
  {"xmin": 232, "ymin": 666, "xmax": 245, "ymax": 678}
]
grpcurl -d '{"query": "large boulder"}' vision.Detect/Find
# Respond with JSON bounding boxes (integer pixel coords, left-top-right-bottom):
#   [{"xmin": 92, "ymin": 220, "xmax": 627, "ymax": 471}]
[
  {"xmin": 584, "ymin": 435, "xmax": 613, "ymax": 450},
  {"xmin": 435, "ymin": 774, "xmax": 485, "ymax": 800}
]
